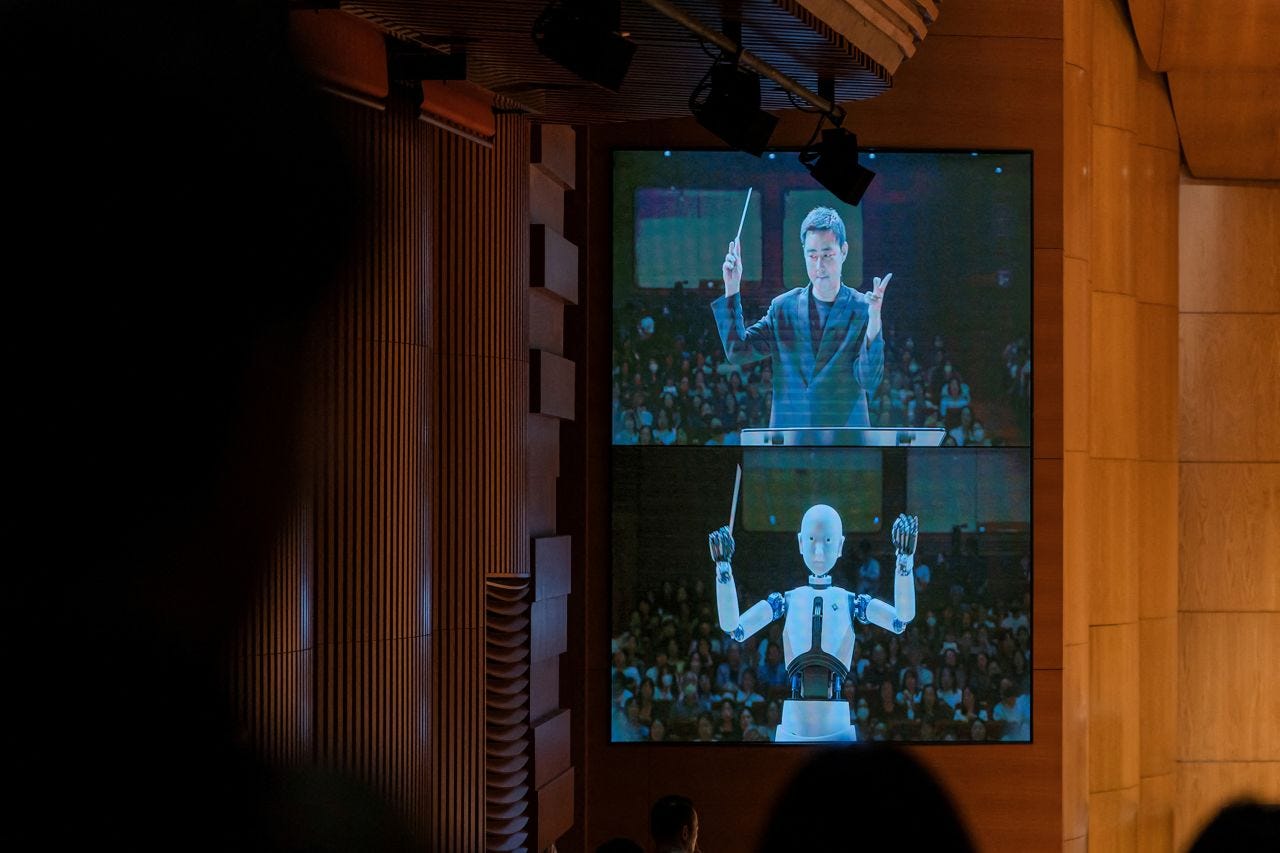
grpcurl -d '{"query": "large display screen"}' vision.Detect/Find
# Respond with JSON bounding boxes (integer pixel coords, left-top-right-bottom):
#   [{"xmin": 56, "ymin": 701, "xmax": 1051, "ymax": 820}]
[{"xmin": 610, "ymin": 149, "xmax": 1033, "ymax": 745}]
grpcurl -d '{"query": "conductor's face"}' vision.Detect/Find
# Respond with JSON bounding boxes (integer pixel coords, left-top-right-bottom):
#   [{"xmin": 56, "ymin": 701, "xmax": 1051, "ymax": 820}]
[{"xmin": 804, "ymin": 228, "xmax": 848, "ymax": 300}]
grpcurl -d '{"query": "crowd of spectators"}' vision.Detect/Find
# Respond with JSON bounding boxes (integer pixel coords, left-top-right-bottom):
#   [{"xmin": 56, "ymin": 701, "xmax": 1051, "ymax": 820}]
[
  {"xmin": 611, "ymin": 536, "xmax": 1032, "ymax": 743},
  {"xmin": 612, "ymin": 288, "xmax": 1021, "ymax": 446}
]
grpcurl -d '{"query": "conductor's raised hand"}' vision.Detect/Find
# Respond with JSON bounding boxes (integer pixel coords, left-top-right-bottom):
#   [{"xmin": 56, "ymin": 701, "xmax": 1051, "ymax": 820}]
[
  {"xmin": 722, "ymin": 239, "xmax": 742, "ymax": 298},
  {"xmin": 868, "ymin": 272, "xmax": 893, "ymax": 316}
]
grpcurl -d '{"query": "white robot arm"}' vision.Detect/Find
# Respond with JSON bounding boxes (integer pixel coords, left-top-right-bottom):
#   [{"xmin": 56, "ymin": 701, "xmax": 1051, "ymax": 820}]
[
  {"xmin": 710, "ymin": 526, "xmax": 786, "ymax": 643},
  {"xmin": 862, "ymin": 514, "xmax": 918, "ymax": 635}
]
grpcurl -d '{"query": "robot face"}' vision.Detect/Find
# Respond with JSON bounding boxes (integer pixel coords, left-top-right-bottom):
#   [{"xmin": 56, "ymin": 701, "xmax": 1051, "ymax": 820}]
[{"xmin": 797, "ymin": 504, "xmax": 845, "ymax": 576}]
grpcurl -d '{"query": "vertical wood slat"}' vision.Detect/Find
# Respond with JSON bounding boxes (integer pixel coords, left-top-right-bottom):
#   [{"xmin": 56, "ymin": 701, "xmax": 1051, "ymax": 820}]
[{"xmin": 430, "ymin": 112, "xmax": 530, "ymax": 850}]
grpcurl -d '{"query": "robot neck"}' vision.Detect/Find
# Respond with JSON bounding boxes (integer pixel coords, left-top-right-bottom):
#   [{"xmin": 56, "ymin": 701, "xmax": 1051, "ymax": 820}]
[{"xmin": 808, "ymin": 574, "xmax": 832, "ymax": 588}]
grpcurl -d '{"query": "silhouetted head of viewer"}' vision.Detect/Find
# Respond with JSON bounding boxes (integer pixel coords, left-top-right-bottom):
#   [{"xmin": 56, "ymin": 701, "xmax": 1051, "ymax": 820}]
[
  {"xmin": 1187, "ymin": 800, "xmax": 1280, "ymax": 852},
  {"xmin": 757, "ymin": 744, "xmax": 975, "ymax": 853},
  {"xmin": 651, "ymin": 794, "xmax": 700, "ymax": 853}
]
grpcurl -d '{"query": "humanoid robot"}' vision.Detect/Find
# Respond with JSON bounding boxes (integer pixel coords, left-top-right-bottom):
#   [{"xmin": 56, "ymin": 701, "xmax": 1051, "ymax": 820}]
[{"xmin": 709, "ymin": 505, "xmax": 918, "ymax": 741}]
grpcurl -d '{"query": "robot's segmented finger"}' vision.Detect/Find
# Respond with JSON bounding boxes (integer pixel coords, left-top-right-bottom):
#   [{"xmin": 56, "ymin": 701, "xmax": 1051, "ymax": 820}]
[
  {"xmin": 892, "ymin": 514, "xmax": 919, "ymax": 555},
  {"xmin": 708, "ymin": 525, "xmax": 736, "ymax": 563}
]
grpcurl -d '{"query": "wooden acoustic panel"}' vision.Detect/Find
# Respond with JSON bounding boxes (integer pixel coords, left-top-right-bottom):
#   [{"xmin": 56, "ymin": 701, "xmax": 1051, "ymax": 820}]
[
  {"xmin": 1034, "ymin": 457, "xmax": 1065, "ymax": 670},
  {"xmin": 1174, "ymin": 760, "xmax": 1280, "ymax": 851},
  {"xmin": 1088, "ymin": 785, "xmax": 1139, "ymax": 853},
  {"xmin": 1089, "ymin": 622, "xmax": 1140, "ymax": 793},
  {"xmin": 1090, "ymin": 0, "xmax": 1137, "ymax": 132},
  {"xmin": 296, "ymin": 95, "xmax": 434, "ymax": 837},
  {"xmin": 1136, "ymin": 460, "xmax": 1178, "ymax": 620},
  {"xmin": 428, "ymin": 112, "xmax": 532, "ymax": 848},
  {"xmin": 1134, "ymin": 65, "xmax": 1180, "ymax": 153},
  {"xmin": 1137, "ymin": 772, "xmax": 1175, "ymax": 853},
  {"xmin": 1063, "ymin": 451, "xmax": 1090, "ymax": 646},
  {"xmin": 1062, "ymin": 259, "xmax": 1090, "ymax": 454},
  {"xmin": 1132, "ymin": 147, "xmax": 1180, "ymax": 309},
  {"xmin": 1178, "ymin": 180, "xmax": 1280, "ymax": 314},
  {"xmin": 1086, "ymin": 458, "xmax": 1138, "ymax": 627},
  {"xmin": 1062, "ymin": 641, "xmax": 1090, "ymax": 842},
  {"xmin": 1134, "ymin": 303, "xmax": 1178, "ymax": 462},
  {"xmin": 1088, "ymin": 292, "xmax": 1139, "ymax": 460},
  {"xmin": 1089, "ymin": 125, "xmax": 1135, "ymax": 298},
  {"xmin": 1168, "ymin": 71, "xmax": 1280, "ymax": 180},
  {"xmin": 1178, "ymin": 314, "xmax": 1280, "ymax": 463},
  {"xmin": 487, "ymin": 579, "xmax": 532, "ymax": 853},
  {"xmin": 289, "ymin": 9, "xmax": 389, "ymax": 103},
  {"xmin": 1138, "ymin": 616, "xmax": 1176, "ymax": 778},
  {"xmin": 1065, "ymin": 0, "xmax": 1094, "ymax": 69},
  {"xmin": 1063, "ymin": 64, "xmax": 1092, "ymax": 265},
  {"xmin": 1179, "ymin": 463, "xmax": 1280, "ymax": 612},
  {"xmin": 1035, "ymin": 250, "xmax": 1065, "ymax": 463},
  {"xmin": 1128, "ymin": 0, "xmax": 1280, "ymax": 72},
  {"xmin": 1177, "ymin": 612, "xmax": 1280, "ymax": 762}
]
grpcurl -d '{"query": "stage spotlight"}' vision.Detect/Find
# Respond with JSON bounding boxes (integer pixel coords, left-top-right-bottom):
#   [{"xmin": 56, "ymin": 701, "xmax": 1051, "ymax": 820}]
[
  {"xmin": 690, "ymin": 56, "xmax": 778, "ymax": 157},
  {"xmin": 533, "ymin": 0, "xmax": 636, "ymax": 93},
  {"xmin": 800, "ymin": 127, "xmax": 876, "ymax": 205}
]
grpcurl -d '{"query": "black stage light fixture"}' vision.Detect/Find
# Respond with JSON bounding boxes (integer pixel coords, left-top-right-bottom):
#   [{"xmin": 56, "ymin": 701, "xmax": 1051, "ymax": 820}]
[
  {"xmin": 800, "ymin": 127, "xmax": 876, "ymax": 205},
  {"xmin": 533, "ymin": 0, "xmax": 636, "ymax": 93},
  {"xmin": 690, "ymin": 57, "xmax": 778, "ymax": 157}
]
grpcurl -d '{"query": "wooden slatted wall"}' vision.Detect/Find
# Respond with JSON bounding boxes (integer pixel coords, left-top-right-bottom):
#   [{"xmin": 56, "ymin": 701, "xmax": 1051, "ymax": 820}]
[
  {"xmin": 429, "ymin": 111, "xmax": 530, "ymax": 850},
  {"xmin": 230, "ymin": 91, "xmax": 434, "ymax": 838}
]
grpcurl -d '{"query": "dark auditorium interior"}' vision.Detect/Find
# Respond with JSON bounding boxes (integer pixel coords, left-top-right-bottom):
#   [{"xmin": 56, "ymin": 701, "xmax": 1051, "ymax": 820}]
[{"xmin": 7, "ymin": 1, "xmax": 1277, "ymax": 851}]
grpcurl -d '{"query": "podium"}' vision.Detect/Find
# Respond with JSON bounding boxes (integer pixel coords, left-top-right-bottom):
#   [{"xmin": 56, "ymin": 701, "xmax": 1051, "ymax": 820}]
[
  {"xmin": 741, "ymin": 426, "xmax": 947, "ymax": 447},
  {"xmin": 774, "ymin": 700, "xmax": 859, "ymax": 742}
]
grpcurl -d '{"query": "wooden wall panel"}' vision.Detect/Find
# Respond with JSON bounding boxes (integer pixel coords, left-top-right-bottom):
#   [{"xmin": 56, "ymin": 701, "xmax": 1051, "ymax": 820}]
[
  {"xmin": 1180, "ymin": 463, "xmax": 1280, "ymax": 612},
  {"xmin": 1089, "ymin": 622, "xmax": 1140, "ymax": 792},
  {"xmin": 213, "ymin": 93, "xmax": 435, "ymax": 839},
  {"xmin": 1036, "ymin": 251, "xmax": 1066, "ymax": 462},
  {"xmin": 1132, "ymin": 148, "xmax": 1180, "ymax": 308},
  {"xmin": 1063, "ymin": 451, "xmax": 1090, "ymax": 646},
  {"xmin": 1134, "ymin": 304, "xmax": 1178, "ymax": 462},
  {"xmin": 1062, "ymin": 641, "xmax": 1090, "ymax": 842},
  {"xmin": 1090, "ymin": 0, "xmax": 1137, "ymax": 130},
  {"xmin": 1174, "ymin": 760, "xmax": 1280, "ymax": 851},
  {"xmin": 428, "ymin": 112, "xmax": 531, "ymax": 849},
  {"xmin": 1136, "ymin": 772, "xmax": 1175, "ymax": 853},
  {"xmin": 1089, "ymin": 126, "xmax": 1135, "ymax": 297},
  {"xmin": 1167, "ymin": 71, "xmax": 1280, "ymax": 180},
  {"xmin": 232, "ymin": 500, "xmax": 313, "ymax": 766},
  {"xmin": 1177, "ymin": 612, "xmax": 1280, "ymax": 762},
  {"xmin": 1178, "ymin": 314, "xmax": 1280, "ymax": 463},
  {"xmin": 1087, "ymin": 458, "xmax": 1138, "ymax": 625},
  {"xmin": 1136, "ymin": 460, "xmax": 1178, "ymax": 620},
  {"xmin": 1063, "ymin": 64, "xmax": 1092, "ymax": 264},
  {"xmin": 1138, "ymin": 616, "xmax": 1175, "ymax": 777},
  {"xmin": 1134, "ymin": 66, "xmax": 1180, "ymax": 153},
  {"xmin": 1062, "ymin": 258, "xmax": 1090, "ymax": 453},
  {"xmin": 1088, "ymin": 785, "xmax": 1139, "ymax": 852},
  {"xmin": 1088, "ymin": 292, "xmax": 1139, "ymax": 459},
  {"xmin": 1179, "ymin": 182, "xmax": 1280, "ymax": 314}
]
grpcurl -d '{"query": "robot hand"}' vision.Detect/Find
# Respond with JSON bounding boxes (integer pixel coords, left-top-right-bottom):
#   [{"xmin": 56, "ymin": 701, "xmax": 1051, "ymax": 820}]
[
  {"xmin": 708, "ymin": 525, "xmax": 735, "ymax": 563},
  {"xmin": 892, "ymin": 514, "xmax": 919, "ymax": 559}
]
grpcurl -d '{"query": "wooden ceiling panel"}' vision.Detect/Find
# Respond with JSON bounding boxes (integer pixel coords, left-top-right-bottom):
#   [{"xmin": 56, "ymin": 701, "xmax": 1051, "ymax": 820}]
[
  {"xmin": 1130, "ymin": 0, "xmax": 1280, "ymax": 72},
  {"xmin": 1167, "ymin": 69, "xmax": 1280, "ymax": 180},
  {"xmin": 1127, "ymin": 1, "xmax": 1280, "ymax": 181},
  {"xmin": 342, "ymin": 1, "xmax": 945, "ymax": 123}
]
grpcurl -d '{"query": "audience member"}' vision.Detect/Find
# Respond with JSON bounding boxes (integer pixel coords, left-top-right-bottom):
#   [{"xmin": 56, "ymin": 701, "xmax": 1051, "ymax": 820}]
[
  {"xmin": 757, "ymin": 745, "xmax": 975, "ymax": 852},
  {"xmin": 651, "ymin": 795, "xmax": 699, "ymax": 853}
]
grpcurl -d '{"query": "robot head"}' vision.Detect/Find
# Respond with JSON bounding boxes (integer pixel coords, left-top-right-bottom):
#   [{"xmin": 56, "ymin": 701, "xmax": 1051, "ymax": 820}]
[{"xmin": 797, "ymin": 504, "xmax": 845, "ymax": 576}]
